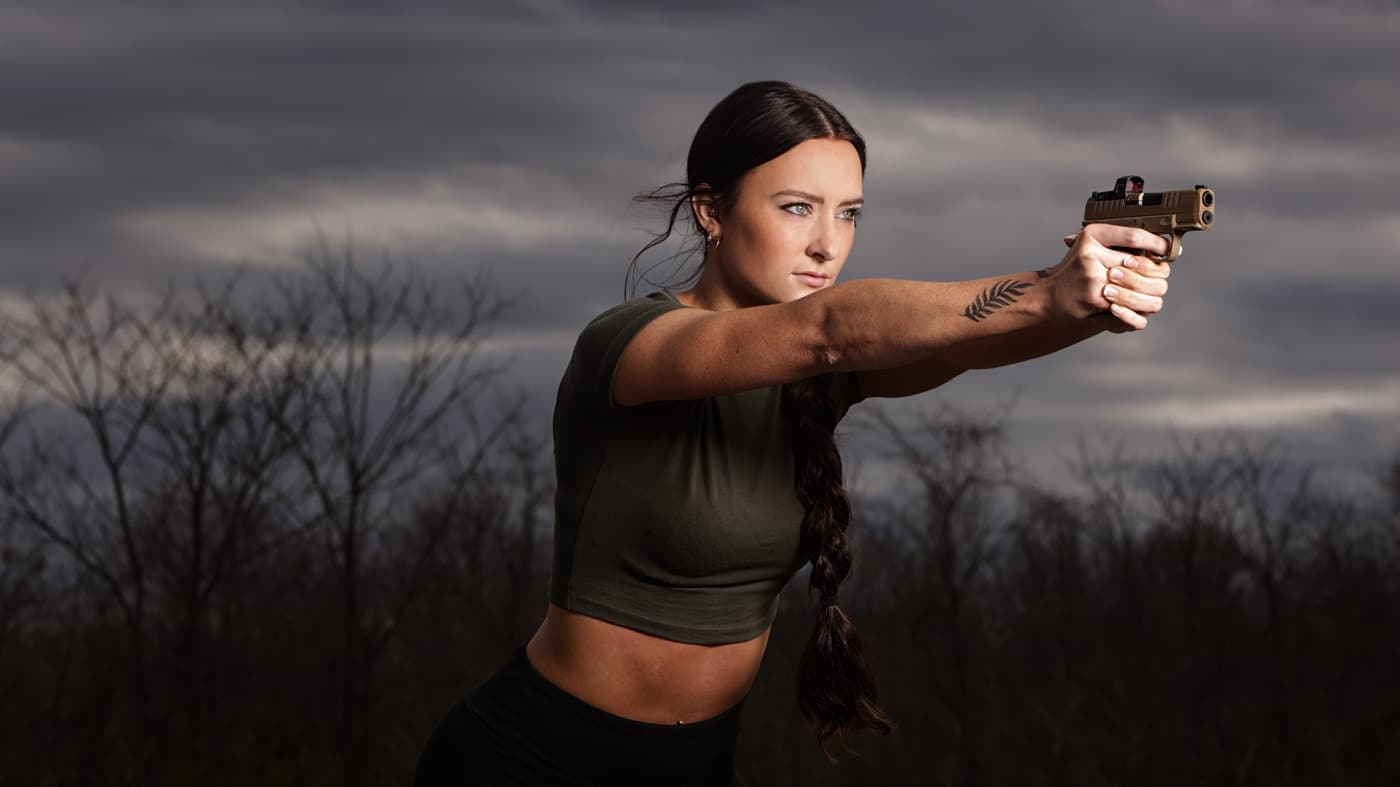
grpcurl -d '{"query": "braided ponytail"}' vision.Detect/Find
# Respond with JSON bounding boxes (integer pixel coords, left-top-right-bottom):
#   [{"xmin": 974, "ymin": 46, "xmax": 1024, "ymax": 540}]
[{"xmin": 781, "ymin": 374, "xmax": 895, "ymax": 761}]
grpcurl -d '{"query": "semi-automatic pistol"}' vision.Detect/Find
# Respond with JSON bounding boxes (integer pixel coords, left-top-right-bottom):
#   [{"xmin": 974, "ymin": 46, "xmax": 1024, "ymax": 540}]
[{"xmin": 1083, "ymin": 175, "xmax": 1214, "ymax": 262}]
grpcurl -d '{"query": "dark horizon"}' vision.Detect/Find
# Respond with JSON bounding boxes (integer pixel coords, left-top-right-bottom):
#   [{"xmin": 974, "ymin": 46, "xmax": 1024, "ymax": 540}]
[{"xmin": 1, "ymin": 259, "xmax": 1396, "ymax": 785}]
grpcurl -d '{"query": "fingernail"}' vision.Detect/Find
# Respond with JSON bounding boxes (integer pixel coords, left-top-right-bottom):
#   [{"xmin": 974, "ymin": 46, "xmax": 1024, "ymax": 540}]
[
  {"xmin": 1122, "ymin": 257, "xmax": 1138, "ymax": 268},
  {"xmin": 1104, "ymin": 286, "xmax": 1119, "ymax": 298},
  {"xmin": 1109, "ymin": 268, "xmax": 1124, "ymax": 281}
]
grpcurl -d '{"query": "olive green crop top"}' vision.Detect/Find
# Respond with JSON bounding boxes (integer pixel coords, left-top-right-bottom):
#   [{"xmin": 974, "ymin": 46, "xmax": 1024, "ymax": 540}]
[{"xmin": 547, "ymin": 289, "xmax": 865, "ymax": 645}]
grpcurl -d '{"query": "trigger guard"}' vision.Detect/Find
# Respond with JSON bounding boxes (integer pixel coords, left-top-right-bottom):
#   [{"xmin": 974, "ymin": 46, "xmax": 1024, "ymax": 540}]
[{"xmin": 1152, "ymin": 233, "xmax": 1181, "ymax": 262}]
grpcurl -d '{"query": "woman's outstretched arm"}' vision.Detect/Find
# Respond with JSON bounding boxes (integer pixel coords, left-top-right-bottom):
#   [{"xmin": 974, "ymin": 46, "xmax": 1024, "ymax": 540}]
[
  {"xmin": 820, "ymin": 224, "xmax": 1170, "ymax": 372},
  {"xmin": 852, "ymin": 240, "xmax": 1173, "ymax": 398},
  {"xmin": 613, "ymin": 224, "xmax": 1169, "ymax": 407}
]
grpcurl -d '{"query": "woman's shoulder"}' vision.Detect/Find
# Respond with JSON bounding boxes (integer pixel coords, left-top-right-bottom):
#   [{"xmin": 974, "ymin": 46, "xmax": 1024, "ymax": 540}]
[
  {"xmin": 564, "ymin": 289, "xmax": 692, "ymax": 411},
  {"xmin": 586, "ymin": 288, "xmax": 683, "ymax": 320},
  {"xmin": 576, "ymin": 289, "xmax": 689, "ymax": 347}
]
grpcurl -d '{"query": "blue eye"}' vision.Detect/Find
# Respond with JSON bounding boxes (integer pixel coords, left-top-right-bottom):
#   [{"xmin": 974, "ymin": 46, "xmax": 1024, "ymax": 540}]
[
  {"xmin": 840, "ymin": 208, "xmax": 862, "ymax": 222},
  {"xmin": 782, "ymin": 202, "xmax": 812, "ymax": 216}
]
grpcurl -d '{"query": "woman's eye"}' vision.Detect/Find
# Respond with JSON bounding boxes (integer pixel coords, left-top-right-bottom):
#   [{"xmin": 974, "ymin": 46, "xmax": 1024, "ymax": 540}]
[
  {"xmin": 782, "ymin": 202, "xmax": 812, "ymax": 216},
  {"xmin": 840, "ymin": 208, "xmax": 862, "ymax": 222}
]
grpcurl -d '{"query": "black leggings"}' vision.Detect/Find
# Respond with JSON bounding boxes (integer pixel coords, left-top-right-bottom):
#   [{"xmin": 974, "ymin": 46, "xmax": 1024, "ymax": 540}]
[{"xmin": 412, "ymin": 643, "xmax": 745, "ymax": 787}]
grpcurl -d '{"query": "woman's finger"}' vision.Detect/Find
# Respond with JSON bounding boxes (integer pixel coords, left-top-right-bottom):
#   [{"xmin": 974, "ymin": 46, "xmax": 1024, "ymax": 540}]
[
  {"xmin": 1123, "ymin": 256, "xmax": 1172, "ymax": 279},
  {"xmin": 1106, "ymin": 266, "xmax": 1169, "ymax": 297},
  {"xmin": 1103, "ymin": 282, "xmax": 1164, "ymax": 315},
  {"xmin": 1084, "ymin": 224, "xmax": 1173, "ymax": 258},
  {"xmin": 1108, "ymin": 303, "xmax": 1148, "ymax": 330}
]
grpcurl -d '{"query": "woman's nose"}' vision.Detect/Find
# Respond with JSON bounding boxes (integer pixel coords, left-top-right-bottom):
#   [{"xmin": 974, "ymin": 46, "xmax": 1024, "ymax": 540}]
[{"xmin": 807, "ymin": 221, "xmax": 838, "ymax": 261}]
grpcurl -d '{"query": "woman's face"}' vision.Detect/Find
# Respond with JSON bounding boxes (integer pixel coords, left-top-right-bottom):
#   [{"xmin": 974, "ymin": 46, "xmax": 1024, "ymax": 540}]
[{"xmin": 699, "ymin": 137, "xmax": 864, "ymax": 307}]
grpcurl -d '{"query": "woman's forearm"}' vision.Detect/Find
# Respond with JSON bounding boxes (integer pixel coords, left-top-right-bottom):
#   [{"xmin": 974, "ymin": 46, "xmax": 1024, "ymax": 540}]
[
  {"xmin": 940, "ymin": 318, "xmax": 1105, "ymax": 370},
  {"xmin": 816, "ymin": 274, "xmax": 1061, "ymax": 372},
  {"xmin": 811, "ymin": 226, "xmax": 1173, "ymax": 375}
]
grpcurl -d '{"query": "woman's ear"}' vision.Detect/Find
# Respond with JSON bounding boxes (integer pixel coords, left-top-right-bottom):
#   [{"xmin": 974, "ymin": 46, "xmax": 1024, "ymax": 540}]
[{"xmin": 690, "ymin": 187, "xmax": 722, "ymax": 238}]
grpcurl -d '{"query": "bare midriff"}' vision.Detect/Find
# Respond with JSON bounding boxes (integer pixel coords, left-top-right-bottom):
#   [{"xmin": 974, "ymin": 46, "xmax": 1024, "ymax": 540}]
[{"xmin": 525, "ymin": 602, "xmax": 771, "ymax": 725}]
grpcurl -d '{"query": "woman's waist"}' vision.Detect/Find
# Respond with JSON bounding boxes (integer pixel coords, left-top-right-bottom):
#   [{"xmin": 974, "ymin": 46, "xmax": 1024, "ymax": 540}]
[{"xmin": 524, "ymin": 602, "xmax": 770, "ymax": 726}]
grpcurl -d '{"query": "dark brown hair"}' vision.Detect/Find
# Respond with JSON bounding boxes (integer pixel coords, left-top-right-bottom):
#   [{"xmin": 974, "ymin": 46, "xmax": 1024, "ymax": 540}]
[{"xmin": 629, "ymin": 80, "xmax": 894, "ymax": 760}]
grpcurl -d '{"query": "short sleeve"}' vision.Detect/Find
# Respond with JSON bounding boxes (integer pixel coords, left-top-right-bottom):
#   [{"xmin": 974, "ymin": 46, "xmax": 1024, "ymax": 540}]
[
  {"xmin": 566, "ymin": 291, "xmax": 691, "ymax": 410},
  {"xmin": 829, "ymin": 370, "xmax": 866, "ymax": 423}
]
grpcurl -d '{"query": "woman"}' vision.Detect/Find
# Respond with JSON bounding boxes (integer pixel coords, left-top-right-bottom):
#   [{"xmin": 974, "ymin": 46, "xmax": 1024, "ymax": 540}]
[{"xmin": 413, "ymin": 80, "xmax": 1171, "ymax": 786}]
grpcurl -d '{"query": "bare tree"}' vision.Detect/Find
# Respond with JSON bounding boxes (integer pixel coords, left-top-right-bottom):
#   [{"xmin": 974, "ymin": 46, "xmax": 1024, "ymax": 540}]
[
  {"xmin": 854, "ymin": 400, "xmax": 1016, "ymax": 787},
  {"xmin": 0, "ymin": 279, "xmax": 198, "ymax": 781},
  {"xmin": 245, "ymin": 235, "xmax": 520, "ymax": 787},
  {"xmin": 124, "ymin": 267, "xmax": 322, "ymax": 782},
  {"xmin": 0, "ymin": 239, "xmax": 522, "ymax": 786},
  {"xmin": 0, "ymin": 397, "xmax": 47, "ymax": 699}
]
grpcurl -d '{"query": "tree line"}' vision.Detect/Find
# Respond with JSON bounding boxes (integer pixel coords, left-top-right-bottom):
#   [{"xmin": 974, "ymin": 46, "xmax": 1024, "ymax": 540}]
[{"xmin": 2, "ymin": 251, "xmax": 1396, "ymax": 786}]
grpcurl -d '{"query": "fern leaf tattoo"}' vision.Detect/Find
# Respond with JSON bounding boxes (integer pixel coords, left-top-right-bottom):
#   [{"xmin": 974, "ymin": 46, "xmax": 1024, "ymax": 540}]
[{"xmin": 962, "ymin": 278, "xmax": 1033, "ymax": 322}]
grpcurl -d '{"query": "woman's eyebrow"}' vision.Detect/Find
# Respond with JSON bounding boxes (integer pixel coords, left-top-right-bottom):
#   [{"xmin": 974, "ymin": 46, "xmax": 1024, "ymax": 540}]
[{"xmin": 771, "ymin": 189, "xmax": 864, "ymax": 207}]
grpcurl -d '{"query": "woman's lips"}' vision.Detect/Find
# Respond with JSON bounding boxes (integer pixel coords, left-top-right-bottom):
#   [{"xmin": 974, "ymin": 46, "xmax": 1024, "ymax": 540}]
[{"xmin": 793, "ymin": 273, "xmax": 828, "ymax": 287}]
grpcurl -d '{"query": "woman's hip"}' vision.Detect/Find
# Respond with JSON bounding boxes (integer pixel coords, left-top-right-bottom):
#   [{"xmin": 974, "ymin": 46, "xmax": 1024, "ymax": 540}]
[{"xmin": 412, "ymin": 643, "xmax": 744, "ymax": 787}]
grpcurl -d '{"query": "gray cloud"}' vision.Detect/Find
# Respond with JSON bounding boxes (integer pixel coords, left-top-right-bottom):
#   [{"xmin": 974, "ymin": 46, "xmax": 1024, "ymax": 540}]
[{"xmin": 1, "ymin": 0, "xmax": 1396, "ymax": 491}]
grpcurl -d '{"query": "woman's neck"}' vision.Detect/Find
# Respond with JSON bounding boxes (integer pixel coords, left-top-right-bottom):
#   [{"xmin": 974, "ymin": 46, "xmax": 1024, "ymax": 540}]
[{"xmin": 675, "ymin": 264, "xmax": 762, "ymax": 312}]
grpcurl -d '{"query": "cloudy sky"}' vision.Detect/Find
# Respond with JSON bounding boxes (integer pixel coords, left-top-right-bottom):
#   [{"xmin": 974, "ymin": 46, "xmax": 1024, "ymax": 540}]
[{"xmin": 3, "ymin": 0, "xmax": 1397, "ymax": 496}]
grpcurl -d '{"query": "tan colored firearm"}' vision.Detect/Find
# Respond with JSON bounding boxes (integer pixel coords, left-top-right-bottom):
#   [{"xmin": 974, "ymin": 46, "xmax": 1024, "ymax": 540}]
[{"xmin": 1082, "ymin": 175, "xmax": 1214, "ymax": 262}]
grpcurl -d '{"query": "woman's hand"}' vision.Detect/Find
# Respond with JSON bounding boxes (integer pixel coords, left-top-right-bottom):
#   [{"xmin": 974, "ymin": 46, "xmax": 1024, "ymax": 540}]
[{"xmin": 1045, "ymin": 224, "xmax": 1172, "ymax": 332}]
